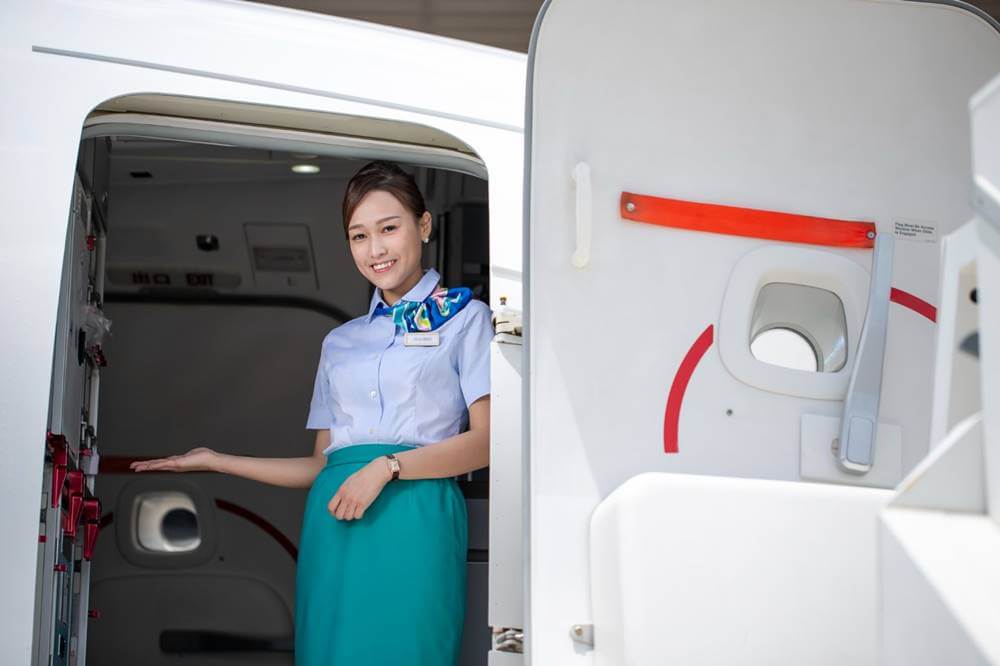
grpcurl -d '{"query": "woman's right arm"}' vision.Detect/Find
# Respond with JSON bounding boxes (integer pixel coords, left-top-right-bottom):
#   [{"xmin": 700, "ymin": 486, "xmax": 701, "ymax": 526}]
[{"xmin": 129, "ymin": 429, "xmax": 331, "ymax": 489}]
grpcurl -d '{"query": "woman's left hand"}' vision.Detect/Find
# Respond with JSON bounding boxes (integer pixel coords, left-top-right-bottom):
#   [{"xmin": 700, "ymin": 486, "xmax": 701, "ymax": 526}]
[{"xmin": 328, "ymin": 458, "xmax": 392, "ymax": 520}]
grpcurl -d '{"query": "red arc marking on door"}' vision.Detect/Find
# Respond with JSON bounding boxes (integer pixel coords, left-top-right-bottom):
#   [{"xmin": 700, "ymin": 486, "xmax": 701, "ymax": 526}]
[
  {"xmin": 664, "ymin": 325, "xmax": 714, "ymax": 454},
  {"xmin": 890, "ymin": 288, "xmax": 937, "ymax": 322}
]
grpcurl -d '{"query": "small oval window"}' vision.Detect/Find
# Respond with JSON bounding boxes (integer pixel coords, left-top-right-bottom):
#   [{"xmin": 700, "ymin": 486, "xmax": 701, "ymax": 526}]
[
  {"xmin": 750, "ymin": 327, "xmax": 819, "ymax": 372},
  {"xmin": 134, "ymin": 491, "xmax": 201, "ymax": 553},
  {"xmin": 161, "ymin": 508, "xmax": 200, "ymax": 550},
  {"xmin": 749, "ymin": 282, "xmax": 847, "ymax": 373}
]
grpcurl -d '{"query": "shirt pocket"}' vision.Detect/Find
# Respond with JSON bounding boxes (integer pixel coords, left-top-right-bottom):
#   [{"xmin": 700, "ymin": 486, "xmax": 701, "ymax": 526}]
[
  {"xmin": 412, "ymin": 333, "xmax": 465, "ymax": 436},
  {"xmin": 383, "ymin": 343, "xmax": 437, "ymax": 398},
  {"xmin": 324, "ymin": 352, "xmax": 367, "ymax": 408}
]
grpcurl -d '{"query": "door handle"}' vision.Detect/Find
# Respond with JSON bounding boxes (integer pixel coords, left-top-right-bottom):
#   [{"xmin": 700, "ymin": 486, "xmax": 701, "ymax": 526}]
[
  {"xmin": 571, "ymin": 162, "xmax": 591, "ymax": 268},
  {"xmin": 836, "ymin": 232, "xmax": 894, "ymax": 473}
]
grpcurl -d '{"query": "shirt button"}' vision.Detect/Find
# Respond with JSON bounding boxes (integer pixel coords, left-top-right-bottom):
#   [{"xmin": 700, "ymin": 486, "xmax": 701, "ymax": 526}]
[
  {"xmin": 368, "ymin": 427, "xmax": 375, "ymax": 435},
  {"xmin": 369, "ymin": 390, "xmax": 377, "ymax": 400}
]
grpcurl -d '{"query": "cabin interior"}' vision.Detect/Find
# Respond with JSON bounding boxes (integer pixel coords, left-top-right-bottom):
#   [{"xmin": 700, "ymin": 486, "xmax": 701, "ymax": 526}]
[{"xmin": 67, "ymin": 110, "xmax": 493, "ymax": 665}]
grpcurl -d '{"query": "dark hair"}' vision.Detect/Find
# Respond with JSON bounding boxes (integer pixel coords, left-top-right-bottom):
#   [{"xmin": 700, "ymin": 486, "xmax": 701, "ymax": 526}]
[{"xmin": 341, "ymin": 160, "xmax": 427, "ymax": 239}]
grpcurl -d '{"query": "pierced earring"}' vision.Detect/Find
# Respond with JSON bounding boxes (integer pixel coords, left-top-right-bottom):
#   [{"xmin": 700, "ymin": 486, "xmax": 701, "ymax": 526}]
[{"xmin": 422, "ymin": 237, "xmax": 430, "ymax": 244}]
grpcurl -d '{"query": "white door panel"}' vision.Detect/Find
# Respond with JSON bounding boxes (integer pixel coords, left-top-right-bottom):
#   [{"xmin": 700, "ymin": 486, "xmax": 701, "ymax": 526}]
[{"xmin": 526, "ymin": 0, "xmax": 1000, "ymax": 662}]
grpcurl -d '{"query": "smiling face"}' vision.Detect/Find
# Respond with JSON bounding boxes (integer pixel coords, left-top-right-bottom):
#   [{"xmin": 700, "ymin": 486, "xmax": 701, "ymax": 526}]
[{"xmin": 346, "ymin": 189, "xmax": 432, "ymax": 305}]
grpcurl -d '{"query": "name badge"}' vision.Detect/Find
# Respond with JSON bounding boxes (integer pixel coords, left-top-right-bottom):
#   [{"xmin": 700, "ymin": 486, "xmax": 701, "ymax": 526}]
[{"xmin": 404, "ymin": 332, "xmax": 440, "ymax": 347}]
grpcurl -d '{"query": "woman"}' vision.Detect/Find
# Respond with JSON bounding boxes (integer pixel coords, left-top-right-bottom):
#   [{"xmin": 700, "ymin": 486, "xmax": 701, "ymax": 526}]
[{"xmin": 130, "ymin": 160, "xmax": 493, "ymax": 665}]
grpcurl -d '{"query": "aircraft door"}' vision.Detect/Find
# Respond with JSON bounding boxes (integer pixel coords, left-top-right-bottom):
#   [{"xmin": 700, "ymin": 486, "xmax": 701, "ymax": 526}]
[
  {"xmin": 524, "ymin": 1, "xmax": 1000, "ymax": 663},
  {"xmin": 36, "ymin": 170, "xmax": 109, "ymax": 666}
]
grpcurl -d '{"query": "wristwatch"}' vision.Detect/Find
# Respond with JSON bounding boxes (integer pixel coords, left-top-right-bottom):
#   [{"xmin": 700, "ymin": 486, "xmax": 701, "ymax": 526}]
[{"xmin": 384, "ymin": 454, "xmax": 400, "ymax": 481}]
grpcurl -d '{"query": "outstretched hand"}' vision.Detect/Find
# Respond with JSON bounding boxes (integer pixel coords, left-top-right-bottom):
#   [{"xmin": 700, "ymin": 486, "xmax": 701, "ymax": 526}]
[
  {"xmin": 328, "ymin": 458, "xmax": 392, "ymax": 521},
  {"xmin": 129, "ymin": 447, "xmax": 219, "ymax": 473}
]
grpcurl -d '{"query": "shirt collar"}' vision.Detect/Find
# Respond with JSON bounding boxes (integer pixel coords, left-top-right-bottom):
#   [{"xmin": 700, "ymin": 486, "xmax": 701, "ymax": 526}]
[{"xmin": 367, "ymin": 267, "xmax": 441, "ymax": 322}]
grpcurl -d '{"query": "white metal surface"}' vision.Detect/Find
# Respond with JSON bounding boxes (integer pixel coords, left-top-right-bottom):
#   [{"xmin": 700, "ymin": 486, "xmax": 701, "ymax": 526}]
[
  {"xmin": 488, "ymin": 340, "xmax": 525, "ymax": 631},
  {"xmin": 878, "ymin": 73, "xmax": 1000, "ymax": 663},
  {"xmin": 929, "ymin": 222, "xmax": 982, "ymax": 446},
  {"xmin": 971, "ymin": 72, "xmax": 1000, "ymax": 526},
  {"xmin": 880, "ymin": 414, "xmax": 1000, "ymax": 664},
  {"xmin": 590, "ymin": 473, "xmax": 891, "ymax": 665},
  {"xmin": 526, "ymin": 0, "xmax": 1000, "ymax": 662},
  {"xmin": 880, "ymin": 508, "xmax": 1000, "ymax": 664},
  {"xmin": 981, "ymin": 228, "xmax": 1000, "ymax": 524}
]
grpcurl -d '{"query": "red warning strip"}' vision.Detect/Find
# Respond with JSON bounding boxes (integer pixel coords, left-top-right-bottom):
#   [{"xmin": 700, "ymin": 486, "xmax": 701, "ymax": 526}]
[
  {"xmin": 215, "ymin": 499, "xmax": 298, "ymax": 561},
  {"xmin": 664, "ymin": 324, "xmax": 714, "ymax": 455},
  {"xmin": 890, "ymin": 288, "xmax": 937, "ymax": 322},
  {"xmin": 99, "ymin": 456, "xmax": 148, "ymax": 474},
  {"xmin": 621, "ymin": 192, "xmax": 877, "ymax": 249}
]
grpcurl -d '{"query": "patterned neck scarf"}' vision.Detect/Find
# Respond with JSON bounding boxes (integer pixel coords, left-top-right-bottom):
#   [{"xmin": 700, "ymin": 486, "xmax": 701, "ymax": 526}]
[{"xmin": 374, "ymin": 286, "xmax": 473, "ymax": 332}]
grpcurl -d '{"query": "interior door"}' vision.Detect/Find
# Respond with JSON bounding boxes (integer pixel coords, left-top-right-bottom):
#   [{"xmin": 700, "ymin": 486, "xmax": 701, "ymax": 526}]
[{"xmin": 524, "ymin": 1, "xmax": 1000, "ymax": 663}]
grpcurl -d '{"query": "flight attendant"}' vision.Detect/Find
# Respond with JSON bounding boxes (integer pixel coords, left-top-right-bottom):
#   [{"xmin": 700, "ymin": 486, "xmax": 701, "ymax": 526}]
[{"xmin": 130, "ymin": 160, "xmax": 492, "ymax": 666}]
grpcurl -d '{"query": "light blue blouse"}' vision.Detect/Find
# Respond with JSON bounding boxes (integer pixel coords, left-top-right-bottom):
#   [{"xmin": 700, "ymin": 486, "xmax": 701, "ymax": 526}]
[{"xmin": 306, "ymin": 268, "xmax": 492, "ymax": 455}]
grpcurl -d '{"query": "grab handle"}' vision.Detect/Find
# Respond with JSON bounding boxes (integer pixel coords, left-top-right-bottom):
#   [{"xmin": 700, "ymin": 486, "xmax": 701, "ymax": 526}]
[
  {"xmin": 836, "ymin": 231, "xmax": 894, "ymax": 474},
  {"xmin": 571, "ymin": 162, "xmax": 592, "ymax": 268}
]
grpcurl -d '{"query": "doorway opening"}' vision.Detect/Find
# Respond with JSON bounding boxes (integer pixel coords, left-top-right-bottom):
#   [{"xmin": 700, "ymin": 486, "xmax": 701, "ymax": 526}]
[{"xmin": 49, "ymin": 94, "xmax": 492, "ymax": 666}]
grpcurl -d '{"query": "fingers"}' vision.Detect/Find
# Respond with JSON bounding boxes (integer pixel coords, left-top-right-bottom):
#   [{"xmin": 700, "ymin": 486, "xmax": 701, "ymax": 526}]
[
  {"xmin": 328, "ymin": 492, "xmax": 368, "ymax": 521},
  {"xmin": 336, "ymin": 499, "xmax": 357, "ymax": 521},
  {"xmin": 329, "ymin": 469, "xmax": 385, "ymax": 520},
  {"xmin": 129, "ymin": 457, "xmax": 178, "ymax": 472},
  {"xmin": 329, "ymin": 493, "xmax": 352, "ymax": 520}
]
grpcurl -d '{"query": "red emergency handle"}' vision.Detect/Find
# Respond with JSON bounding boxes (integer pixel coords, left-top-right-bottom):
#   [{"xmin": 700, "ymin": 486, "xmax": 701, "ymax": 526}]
[
  {"xmin": 62, "ymin": 471, "xmax": 85, "ymax": 539},
  {"xmin": 88, "ymin": 344, "xmax": 108, "ymax": 368},
  {"xmin": 82, "ymin": 498, "xmax": 102, "ymax": 561},
  {"xmin": 47, "ymin": 432, "xmax": 69, "ymax": 509},
  {"xmin": 620, "ymin": 191, "xmax": 877, "ymax": 249}
]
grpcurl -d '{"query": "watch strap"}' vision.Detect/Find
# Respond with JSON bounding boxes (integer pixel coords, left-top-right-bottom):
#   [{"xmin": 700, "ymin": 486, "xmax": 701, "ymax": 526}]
[{"xmin": 385, "ymin": 454, "xmax": 400, "ymax": 481}]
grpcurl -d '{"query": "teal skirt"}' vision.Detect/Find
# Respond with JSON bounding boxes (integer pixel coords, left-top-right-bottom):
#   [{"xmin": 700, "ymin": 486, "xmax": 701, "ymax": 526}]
[{"xmin": 294, "ymin": 444, "xmax": 468, "ymax": 665}]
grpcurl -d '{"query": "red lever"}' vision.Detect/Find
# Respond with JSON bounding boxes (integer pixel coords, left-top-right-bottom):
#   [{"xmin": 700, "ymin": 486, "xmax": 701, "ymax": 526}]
[
  {"xmin": 81, "ymin": 426, "xmax": 96, "ymax": 458},
  {"xmin": 47, "ymin": 432, "xmax": 68, "ymax": 509},
  {"xmin": 82, "ymin": 498, "xmax": 102, "ymax": 561},
  {"xmin": 86, "ymin": 234, "xmax": 96, "ymax": 251},
  {"xmin": 88, "ymin": 610, "xmax": 101, "ymax": 620},
  {"xmin": 87, "ymin": 345, "xmax": 107, "ymax": 367},
  {"xmin": 62, "ymin": 471, "xmax": 85, "ymax": 539}
]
